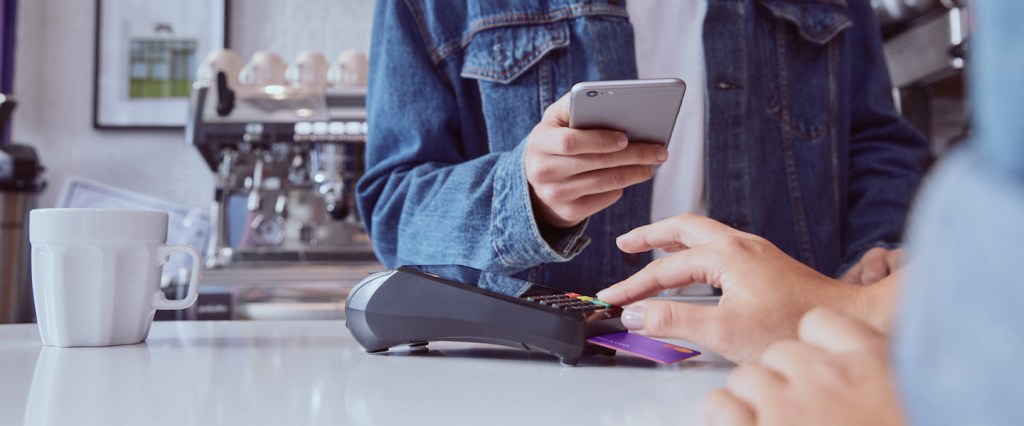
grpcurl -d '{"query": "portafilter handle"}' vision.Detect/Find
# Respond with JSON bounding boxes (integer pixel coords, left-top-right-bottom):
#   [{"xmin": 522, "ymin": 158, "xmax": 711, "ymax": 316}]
[
  {"xmin": 327, "ymin": 198, "xmax": 349, "ymax": 221},
  {"xmin": 315, "ymin": 177, "xmax": 348, "ymax": 220},
  {"xmin": 310, "ymin": 143, "xmax": 351, "ymax": 220},
  {"xmin": 215, "ymin": 71, "xmax": 235, "ymax": 116}
]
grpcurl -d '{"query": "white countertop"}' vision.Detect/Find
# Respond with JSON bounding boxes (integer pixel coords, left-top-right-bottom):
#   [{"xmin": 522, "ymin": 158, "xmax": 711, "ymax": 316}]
[{"xmin": 0, "ymin": 321, "xmax": 734, "ymax": 426}]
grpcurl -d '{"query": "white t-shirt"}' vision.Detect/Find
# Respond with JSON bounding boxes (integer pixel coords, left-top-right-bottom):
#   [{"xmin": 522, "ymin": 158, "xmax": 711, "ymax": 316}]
[
  {"xmin": 628, "ymin": 0, "xmax": 712, "ymax": 295},
  {"xmin": 629, "ymin": 0, "xmax": 708, "ymax": 239}
]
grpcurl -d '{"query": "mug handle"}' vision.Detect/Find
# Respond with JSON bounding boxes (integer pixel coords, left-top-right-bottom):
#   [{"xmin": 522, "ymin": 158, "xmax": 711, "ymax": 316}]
[{"xmin": 151, "ymin": 245, "xmax": 204, "ymax": 310}]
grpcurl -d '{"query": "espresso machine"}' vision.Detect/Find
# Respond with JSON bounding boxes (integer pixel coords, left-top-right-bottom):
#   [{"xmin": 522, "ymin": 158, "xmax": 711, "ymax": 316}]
[
  {"xmin": 188, "ymin": 70, "xmax": 373, "ymax": 266},
  {"xmin": 183, "ymin": 50, "xmax": 380, "ymax": 320}
]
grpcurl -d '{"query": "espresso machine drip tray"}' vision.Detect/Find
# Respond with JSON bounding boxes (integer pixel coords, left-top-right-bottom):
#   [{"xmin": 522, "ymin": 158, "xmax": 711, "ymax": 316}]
[
  {"xmin": 195, "ymin": 261, "xmax": 384, "ymax": 321},
  {"xmin": 223, "ymin": 247, "xmax": 379, "ymax": 263}
]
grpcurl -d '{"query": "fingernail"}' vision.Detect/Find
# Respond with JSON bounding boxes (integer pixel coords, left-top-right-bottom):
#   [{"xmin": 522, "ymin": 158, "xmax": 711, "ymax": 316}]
[
  {"xmin": 617, "ymin": 134, "xmax": 628, "ymax": 148},
  {"xmin": 621, "ymin": 303, "xmax": 646, "ymax": 330},
  {"xmin": 655, "ymin": 147, "xmax": 668, "ymax": 162},
  {"xmin": 595, "ymin": 289, "xmax": 610, "ymax": 300},
  {"xmin": 616, "ymin": 232, "xmax": 632, "ymax": 244}
]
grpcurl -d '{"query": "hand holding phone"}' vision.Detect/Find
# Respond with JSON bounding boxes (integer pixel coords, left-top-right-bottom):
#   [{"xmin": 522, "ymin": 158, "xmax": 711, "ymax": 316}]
[
  {"xmin": 569, "ymin": 78, "xmax": 686, "ymax": 145},
  {"xmin": 523, "ymin": 79, "xmax": 684, "ymax": 229}
]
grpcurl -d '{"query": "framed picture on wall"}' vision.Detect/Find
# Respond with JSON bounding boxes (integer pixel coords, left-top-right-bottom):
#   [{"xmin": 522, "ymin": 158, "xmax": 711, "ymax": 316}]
[{"xmin": 93, "ymin": 0, "xmax": 229, "ymax": 130}]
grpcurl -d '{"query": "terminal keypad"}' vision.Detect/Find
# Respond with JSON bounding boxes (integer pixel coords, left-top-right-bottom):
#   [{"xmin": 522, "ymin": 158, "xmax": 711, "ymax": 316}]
[{"xmin": 525, "ymin": 293, "xmax": 613, "ymax": 312}]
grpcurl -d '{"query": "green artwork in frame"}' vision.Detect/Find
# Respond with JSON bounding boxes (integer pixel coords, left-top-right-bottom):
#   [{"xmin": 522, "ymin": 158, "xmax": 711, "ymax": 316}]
[{"xmin": 94, "ymin": 0, "xmax": 228, "ymax": 129}]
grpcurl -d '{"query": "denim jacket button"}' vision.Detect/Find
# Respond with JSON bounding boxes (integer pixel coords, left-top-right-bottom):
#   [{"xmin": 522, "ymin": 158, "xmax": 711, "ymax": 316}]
[
  {"xmin": 622, "ymin": 252, "xmax": 644, "ymax": 266},
  {"xmin": 715, "ymin": 80, "xmax": 741, "ymax": 90}
]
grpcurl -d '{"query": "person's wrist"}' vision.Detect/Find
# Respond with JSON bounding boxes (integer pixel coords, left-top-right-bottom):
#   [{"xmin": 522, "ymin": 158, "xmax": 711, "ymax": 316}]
[
  {"xmin": 835, "ymin": 276, "xmax": 895, "ymax": 334},
  {"xmin": 524, "ymin": 185, "xmax": 589, "ymax": 255},
  {"xmin": 528, "ymin": 186, "xmax": 583, "ymax": 229},
  {"xmin": 861, "ymin": 275, "xmax": 898, "ymax": 333},
  {"xmin": 816, "ymin": 278, "xmax": 869, "ymax": 326}
]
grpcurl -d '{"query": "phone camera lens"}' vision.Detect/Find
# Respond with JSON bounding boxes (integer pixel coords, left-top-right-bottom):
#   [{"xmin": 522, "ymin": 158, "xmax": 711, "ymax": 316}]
[{"xmin": 586, "ymin": 90, "xmax": 598, "ymax": 97}]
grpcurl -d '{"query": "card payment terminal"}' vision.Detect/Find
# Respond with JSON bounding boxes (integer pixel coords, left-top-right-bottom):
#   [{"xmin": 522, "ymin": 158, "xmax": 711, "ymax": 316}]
[{"xmin": 345, "ymin": 265, "xmax": 625, "ymax": 365}]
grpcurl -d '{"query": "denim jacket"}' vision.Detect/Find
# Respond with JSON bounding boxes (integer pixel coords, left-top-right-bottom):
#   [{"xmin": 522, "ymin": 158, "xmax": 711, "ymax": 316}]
[{"xmin": 357, "ymin": 0, "xmax": 930, "ymax": 295}]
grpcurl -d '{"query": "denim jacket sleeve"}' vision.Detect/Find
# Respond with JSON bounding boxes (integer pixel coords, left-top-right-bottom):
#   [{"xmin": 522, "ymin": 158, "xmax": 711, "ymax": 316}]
[
  {"xmin": 355, "ymin": 1, "xmax": 589, "ymax": 274},
  {"xmin": 836, "ymin": 0, "xmax": 932, "ymax": 274}
]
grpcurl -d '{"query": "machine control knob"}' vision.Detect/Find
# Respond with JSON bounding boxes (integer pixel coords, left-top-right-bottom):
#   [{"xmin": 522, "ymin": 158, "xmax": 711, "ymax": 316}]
[
  {"xmin": 250, "ymin": 213, "xmax": 286, "ymax": 246},
  {"xmin": 295, "ymin": 121, "xmax": 313, "ymax": 135}
]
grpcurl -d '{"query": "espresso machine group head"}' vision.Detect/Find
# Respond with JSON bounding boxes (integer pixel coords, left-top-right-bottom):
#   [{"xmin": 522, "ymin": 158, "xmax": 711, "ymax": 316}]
[{"xmin": 187, "ymin": 51, "xmax": 374, "ymax": 268}]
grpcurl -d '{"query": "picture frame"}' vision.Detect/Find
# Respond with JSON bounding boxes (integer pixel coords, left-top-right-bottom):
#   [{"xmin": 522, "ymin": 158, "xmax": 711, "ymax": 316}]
[{"xmin": 93, "ymin": 0, "xmax": 229, "ymax": 130}]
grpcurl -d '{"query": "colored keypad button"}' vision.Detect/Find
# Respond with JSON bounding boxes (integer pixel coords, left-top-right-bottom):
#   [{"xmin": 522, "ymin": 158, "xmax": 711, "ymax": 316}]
[
  {"xmin": 576, "ymin": 296, "xmax": 593, "ymax": 301},
  {"xmin": 589, "ymin": 300, "xmax": 611, "ymax": 308}
]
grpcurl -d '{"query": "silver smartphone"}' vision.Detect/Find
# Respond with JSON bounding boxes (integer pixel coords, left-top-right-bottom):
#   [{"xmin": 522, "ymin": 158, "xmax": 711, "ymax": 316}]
[{"xmin": 568, "ymin": 78, "xmax": 686, "ymax": 145}]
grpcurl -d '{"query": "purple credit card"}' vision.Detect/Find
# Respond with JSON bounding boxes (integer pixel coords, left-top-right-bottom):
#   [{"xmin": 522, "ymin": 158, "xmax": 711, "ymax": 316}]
[{"xmin": 587, "ymin": 332, "xmax": 701, "ymax": 364}]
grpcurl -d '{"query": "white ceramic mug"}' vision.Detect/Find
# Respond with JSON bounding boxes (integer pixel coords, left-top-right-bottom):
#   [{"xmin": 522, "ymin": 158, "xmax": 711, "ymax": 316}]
[
  {"xmin": 327, "ymin": 50, "xmax": 369, "ymax": 87},
  {"xmin": 285, "ymin": 51, "xmax": 329, "ymax": 88},
  {"xmin": 29, "ymin": 209, "xmax": 202, "ymax": 347},
  {"xmin": 239, "ymin": 51, "xmax": 287, "ymax": 86}
]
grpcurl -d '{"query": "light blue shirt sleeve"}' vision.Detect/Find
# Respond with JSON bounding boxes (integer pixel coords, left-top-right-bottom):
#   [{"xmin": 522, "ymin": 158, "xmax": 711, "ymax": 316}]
[
  {"xmin": 897, "ymin": 150, "xmax": 1024, "ymax": 425},
  {"xmin": 895, "ymin": 2, "xmax": 1024, "ymax": 424}
]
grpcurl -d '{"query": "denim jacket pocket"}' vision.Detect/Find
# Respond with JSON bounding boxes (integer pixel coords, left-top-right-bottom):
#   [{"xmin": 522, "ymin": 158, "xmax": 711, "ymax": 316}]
[
  {"xmin": 460, "ymin": 22, "xmax": 569, "ymax": 84},
  {"xmin": 459, "ymin": 22, "xmax": 572, "ymax": 152},
  {"xmin": 759, "ymin": 0, "xmax": 853, "ymax": 45},
  {"xmin": 759, "ymin": 0, "xmax": 852, "ymax": 142}
]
